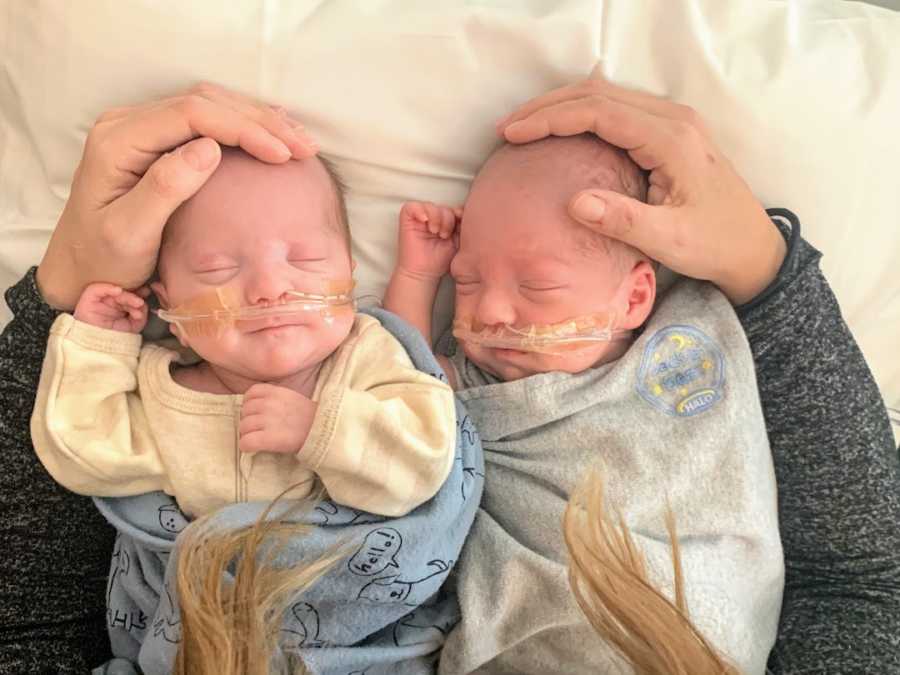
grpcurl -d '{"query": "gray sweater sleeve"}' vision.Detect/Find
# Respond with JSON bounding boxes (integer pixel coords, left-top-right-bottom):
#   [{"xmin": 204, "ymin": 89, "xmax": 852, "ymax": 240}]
[
  {"xmin": 738, "ymin": 209, "xmax": 900, "ymax": 673},
  {"xmin": 0, "ymin": 268, "xmax": 115, "ymax": 673}
]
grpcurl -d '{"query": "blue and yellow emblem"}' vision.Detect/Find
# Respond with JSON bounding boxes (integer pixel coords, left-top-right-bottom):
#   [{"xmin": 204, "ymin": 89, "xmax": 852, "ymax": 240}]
[{"xmin": 636, "ymin": 325, "xmax": 725, "ymax": 417}]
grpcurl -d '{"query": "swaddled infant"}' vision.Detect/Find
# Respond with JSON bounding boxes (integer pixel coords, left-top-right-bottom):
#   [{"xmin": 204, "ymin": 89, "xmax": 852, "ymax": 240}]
[{"xmin": 386, "ymin": 134, "xmax": 784, "ymax": 674}]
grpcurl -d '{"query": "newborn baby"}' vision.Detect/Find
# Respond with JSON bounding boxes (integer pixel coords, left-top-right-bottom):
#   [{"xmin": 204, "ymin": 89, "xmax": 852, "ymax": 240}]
[
  {"xmin": 386, "ymin": 134, "xmax": 784, "ymax": 674},
  {"xmin": 31, "ymin": 148, "xmax": 455, "ymax": 519}
]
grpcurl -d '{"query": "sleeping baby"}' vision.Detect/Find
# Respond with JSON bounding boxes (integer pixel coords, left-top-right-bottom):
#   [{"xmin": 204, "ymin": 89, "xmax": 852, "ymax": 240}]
[
  {"xmin": 385, "ymin": 133, "xmax": 785, "ymax": 674},
  {"xmin": 31, "ymin": 148, "xmax": 455, "ymax": 519},
  {"xmin": 30, "ymin": 148, "xmax": 483, "ymax": 674}
]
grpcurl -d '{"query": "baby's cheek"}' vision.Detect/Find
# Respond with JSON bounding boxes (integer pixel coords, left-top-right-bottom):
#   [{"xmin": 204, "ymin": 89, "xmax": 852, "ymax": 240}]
[
  {"xmin": 554, "ymin": 343, "xmax": 611, "ymax": 373},
  {"xmin": 188, "ymin": 330, "xmax": 242, "ymax": 365},
  {"xmin": 319, "ymin": 312, "xmax": 355, "ymax": 350}
]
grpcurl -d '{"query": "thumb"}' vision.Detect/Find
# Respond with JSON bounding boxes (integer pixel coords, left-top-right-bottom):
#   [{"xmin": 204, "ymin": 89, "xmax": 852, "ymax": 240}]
[
  {"xmin": 108, "ymin": 137, "xmax": 222, "ymax": 237},
  {"xmin": 568, "ymin": 189, "xmax": 668, "ymax": 260}
]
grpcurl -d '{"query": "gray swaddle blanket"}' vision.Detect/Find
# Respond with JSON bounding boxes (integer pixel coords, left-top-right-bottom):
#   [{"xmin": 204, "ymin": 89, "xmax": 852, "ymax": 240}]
[
  {"xmin": 92, "ymin": 308, "xmax": 484, "ymax": 675},
  {"xmin": 438, "ymin": 279, "xmax": 784, "ymax": 675}
]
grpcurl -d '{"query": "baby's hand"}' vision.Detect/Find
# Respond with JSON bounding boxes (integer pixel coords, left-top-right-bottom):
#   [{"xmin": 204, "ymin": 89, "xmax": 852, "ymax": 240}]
[
  {"xmin": 73, "ymin": 283, "xmax": 149, "ymax": 333},
  {"xmin": 396, "ymin": 201, "xmax": 462, "ymax": 281},
  {"xmin": 239, "ymin": 383, "xmax": 317, "ymax": 455}
]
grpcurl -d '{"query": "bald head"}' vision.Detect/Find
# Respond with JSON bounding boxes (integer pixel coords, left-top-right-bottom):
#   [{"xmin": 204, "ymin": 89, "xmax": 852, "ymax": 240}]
[
  {"xmin": 465, "ymin": 134, "xmax": 649, "ymax": 272},
  {"xmin": 475, "ymin": 134, "xmax": 647, "ymax": 204}
]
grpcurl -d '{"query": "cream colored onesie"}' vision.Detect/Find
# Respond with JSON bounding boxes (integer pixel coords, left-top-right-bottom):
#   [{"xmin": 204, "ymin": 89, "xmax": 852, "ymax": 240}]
[{"xmin": 31, "ymin": 313, "xmax": 455, "ymax": 518}]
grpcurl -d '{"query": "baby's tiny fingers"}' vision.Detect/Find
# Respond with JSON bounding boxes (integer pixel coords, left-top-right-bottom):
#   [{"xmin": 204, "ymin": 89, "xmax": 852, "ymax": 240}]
[
  {"xmin": 118, "ymin": 291, "xmax": 146, "ymax": 308},
  {"xmin": 239, "ymin": 430, "xmax": 269, "ymax": 453},
  {"xmin": 402, "ymin": 201, "xmax": 428, "ymax": 224},
  {"xmin": 439, "ymin": 207, "xmax": 457, "ymax": 238},
  {"xmin": 87, "ymin": 282, "xmax": 124, "ymax": 297},
  {"xmin": 423, "ymin": 202, "xmax": 443, "ymax": 234},
  {"xmin": 411, "ymin": 202, "xmax": 429, "ymax": 223},
  {"xmin": 238, "ymin": 414, "xmax": 266, "ymax": 437},
  {"xmin": 244, "ymin": 382, "xmax": 278, "ymax": 401}
]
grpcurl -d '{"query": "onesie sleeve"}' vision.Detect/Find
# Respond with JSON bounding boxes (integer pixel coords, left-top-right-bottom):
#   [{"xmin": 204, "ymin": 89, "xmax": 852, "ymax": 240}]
[
  {"xmin": 30, "ymin": 313, "xmax": 169, "ymax": 497},
  {"xmin": 299, "ymin": 318, "xmax": 456, "ymax": 517},
  {"xmin": 738, "ymin": 210, "xmax": 900, "ymax": 673}
]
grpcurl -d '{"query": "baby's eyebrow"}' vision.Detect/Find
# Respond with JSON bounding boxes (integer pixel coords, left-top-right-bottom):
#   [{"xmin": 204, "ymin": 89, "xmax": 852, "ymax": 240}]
[
  {"xmin": 517, "ymin": 256, "xmax": 571, "ymax": 275},
  {"xmin": 187, "ymin": 251, "xmax": 237, "ymax": 269}
]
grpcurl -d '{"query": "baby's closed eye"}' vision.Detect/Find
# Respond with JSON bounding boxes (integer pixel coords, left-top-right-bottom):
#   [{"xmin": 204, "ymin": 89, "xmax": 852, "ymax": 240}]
[{"xmin": 195, "ymin": 267, "xmax": 240, "ymax": 284}]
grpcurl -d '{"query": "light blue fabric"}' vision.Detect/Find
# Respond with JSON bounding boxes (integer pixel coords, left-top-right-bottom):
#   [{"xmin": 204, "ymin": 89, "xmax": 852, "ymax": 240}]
[{"xmin": 91, "ymin": 308, "xmax": 483, "ymax": 675}]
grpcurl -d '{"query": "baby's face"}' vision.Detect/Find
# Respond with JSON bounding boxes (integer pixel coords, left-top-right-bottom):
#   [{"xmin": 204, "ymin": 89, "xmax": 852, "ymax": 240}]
[
  {"xmin": 154, "ymin": 151, "xmax": 354, "ymax": 382},
  {"xmin": 451, "ymin": 139, "xmax": 654, "ymax": 382}
]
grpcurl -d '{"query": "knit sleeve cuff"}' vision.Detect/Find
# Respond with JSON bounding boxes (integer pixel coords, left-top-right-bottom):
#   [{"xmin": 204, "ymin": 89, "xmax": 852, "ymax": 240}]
[
  {"xmin": 735, "ymin": 208, "xmax": 821, "ymax": 319},
  {"xmin": 4, "ymin": 267, "xmax": 61, "ymax": 336}
]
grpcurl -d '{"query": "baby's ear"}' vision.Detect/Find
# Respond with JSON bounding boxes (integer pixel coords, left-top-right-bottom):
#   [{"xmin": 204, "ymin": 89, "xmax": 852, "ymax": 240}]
[
  {"xmin": 620, "ymin": 260, "xmax": 657, "ymax": 330},
  {"xmin": 149, "ymin": 281, "xmax": 170, "ymax": 309},
  {"xmin": 149, "ymin": 282, "xmax": 189, "ymax": 347}
]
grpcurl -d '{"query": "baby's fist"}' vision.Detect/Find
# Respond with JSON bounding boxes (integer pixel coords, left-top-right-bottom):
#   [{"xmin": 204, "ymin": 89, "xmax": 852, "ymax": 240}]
[
  {"xmin": 239, "ymin": 383, "xmax": 317, "ymax": 455},
  {"xmin": 73, "ymin": 283, "xmax": 149, "ymax": 333},
  {"xmin": 397, "ymin": 201, "xmax": 462, "ymax": 280}
]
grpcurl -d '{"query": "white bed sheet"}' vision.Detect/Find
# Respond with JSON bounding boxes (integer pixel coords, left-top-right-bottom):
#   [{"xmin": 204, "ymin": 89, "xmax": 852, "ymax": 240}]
[{"xmin": 1, "ymin": 0, "xmax": 898, "ymax": 440}]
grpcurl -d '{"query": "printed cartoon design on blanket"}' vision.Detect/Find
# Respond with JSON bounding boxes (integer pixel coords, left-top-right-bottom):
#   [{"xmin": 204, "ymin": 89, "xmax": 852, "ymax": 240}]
[
  {"xmin": 358, "ymin": 559, "xmax": 452, "ymax": 606},
  {"xmin": 392, "ymin": 604, "xmax": 458, "ymax": 647},
  {"xmin": 158, "ymin": 504, "xmax": 188, "ymax": 534},
  {"xmin": 282, "ymin": 601, "xmax": 325, "ymax": 648},
  {"xmin": 458, "ymin": 414, "xmax": 483, "ymax": 501},
  {"xmin": 348, "ymin": 528, "xmax": 403, "ymax": 576},
  {"xmin": 315, "ymin": 501, "xmax": 384, "ymax": 527},
  {"xmin": 107, "ymin": 538, "xmax": 148, "ymax": 634},
  {"xmin": 152, "ymin": 584, "xmax": 181, "ymax": 644}
]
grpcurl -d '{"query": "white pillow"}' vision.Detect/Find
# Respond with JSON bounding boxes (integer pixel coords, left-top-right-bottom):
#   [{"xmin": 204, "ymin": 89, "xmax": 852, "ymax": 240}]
[{"xmin": 1, "ymin": 0, "xmax": 898, "ymax": 440}]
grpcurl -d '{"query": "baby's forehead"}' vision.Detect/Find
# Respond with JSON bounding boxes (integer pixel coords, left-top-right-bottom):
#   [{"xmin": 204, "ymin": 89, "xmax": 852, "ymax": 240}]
[
  {"xmin": 162, "ymin": 150, "xmax": 334, "ymax": 247},
  {"xmin": 459, "ymin": 136, "xmax": 640, "ymax": 267},
  {"xmin": 479, "ymin": 134, "xmax": 639, "ymax": 197}
]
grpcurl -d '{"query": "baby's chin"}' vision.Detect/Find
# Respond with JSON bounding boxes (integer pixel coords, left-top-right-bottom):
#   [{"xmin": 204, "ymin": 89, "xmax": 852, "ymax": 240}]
[
  {"xmin": 219, "ymin": 352, "xmax": 322, "ymax": 384},
  {"xmin": 463, "ymin": 343, "xmax": 613, "ymax": 382}
]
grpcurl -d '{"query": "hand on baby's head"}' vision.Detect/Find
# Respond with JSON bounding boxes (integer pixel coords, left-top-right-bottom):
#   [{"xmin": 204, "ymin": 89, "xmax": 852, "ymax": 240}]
[{"xmin": 450, "ymin": 134, "xmax": 657, "ymax": 381}]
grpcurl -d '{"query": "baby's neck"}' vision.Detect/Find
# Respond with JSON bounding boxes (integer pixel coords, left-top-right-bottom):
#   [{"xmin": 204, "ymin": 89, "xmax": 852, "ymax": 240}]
[
  {"xmin": 593, "ymin": 337, "xmax": 632, "ymax": 368},
  {"xmin": 173, "ymin": 361, "xmax": 322, "ymax": 398}
]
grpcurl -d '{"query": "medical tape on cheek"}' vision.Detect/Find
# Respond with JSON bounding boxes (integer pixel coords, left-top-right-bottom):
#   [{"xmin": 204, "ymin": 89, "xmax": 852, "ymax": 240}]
[
  {"xmin": 452, "ymin": 311, "xmax": 632, "ymax": 355},
  {"xmin": 154, "ymin": 280, "xmax": 357, "ymax": 339}
]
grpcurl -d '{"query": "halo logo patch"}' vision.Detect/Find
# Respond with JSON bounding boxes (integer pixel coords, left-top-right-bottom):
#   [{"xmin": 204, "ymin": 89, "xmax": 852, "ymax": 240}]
[{"xmin": 636, "ymin": 325, "xmax": 725, "ymax": 417}]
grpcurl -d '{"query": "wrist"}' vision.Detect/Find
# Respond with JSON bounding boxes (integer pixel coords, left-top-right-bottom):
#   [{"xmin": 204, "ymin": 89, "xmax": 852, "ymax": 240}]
[
  {"xmin": 717, "ymin": 211, "xmax": 787, "ymax": 306},
  {"xmin": 394, "ymin": 265, "xmax": 445, "ymax": 286},
  {"xmin": 35, "ymin": 259, "xmax": 79, "ymax": 312}
]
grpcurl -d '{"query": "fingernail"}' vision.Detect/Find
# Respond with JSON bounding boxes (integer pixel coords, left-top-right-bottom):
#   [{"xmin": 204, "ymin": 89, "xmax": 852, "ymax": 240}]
[
  {"xmin": 292, "ymin": 129, "xmax": 318, "ymax": 153},
  {"xmin": 573, "ymin": 193, "xmax": 606, "ymax": 222},
  {"xmin": 181, "ymin": 138, "xmax": 219, "ymax": 171},
  {"xmin": 503, "ymin": 120, "xmax": 529, "ymax": 138},
  {"xmin": 274, "ymin": 140, "xmax": 292, "ymax": 159}
]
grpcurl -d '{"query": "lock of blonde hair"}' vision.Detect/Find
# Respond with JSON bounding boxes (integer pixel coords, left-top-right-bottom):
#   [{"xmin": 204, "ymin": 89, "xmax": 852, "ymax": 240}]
[
  {"xmin": 564, "ymin": 471, "xmax": 741, "ymax": 675},
  {"xmin": 174, "ymin": 486, "xmax": 344, "ymax": 675}
]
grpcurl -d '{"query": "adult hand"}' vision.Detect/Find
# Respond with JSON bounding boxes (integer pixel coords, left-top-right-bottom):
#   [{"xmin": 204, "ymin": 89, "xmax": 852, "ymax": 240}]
[
  {"xmin": 37, "ymin": 83, "xmax": 319, "ymax": 310},
  {"xmin": 496, "ymin": 77, "xmax": 786, "ymax": 305}
]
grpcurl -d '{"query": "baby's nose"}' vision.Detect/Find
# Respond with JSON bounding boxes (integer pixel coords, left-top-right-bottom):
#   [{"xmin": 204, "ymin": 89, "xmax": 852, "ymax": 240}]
[
  {"xmin": 474, "ymin": 289, "xmax": 516, "ymax": 327},
  {"xmin": 246, "ymin": 269, "xmax": 293, "ymax": 306}
]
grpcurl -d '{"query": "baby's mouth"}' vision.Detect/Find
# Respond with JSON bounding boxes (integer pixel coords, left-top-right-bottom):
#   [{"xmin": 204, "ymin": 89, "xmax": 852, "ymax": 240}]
[{"xmin": 240, "ymin": 315, "xmax": 307, "ymax": 334}]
